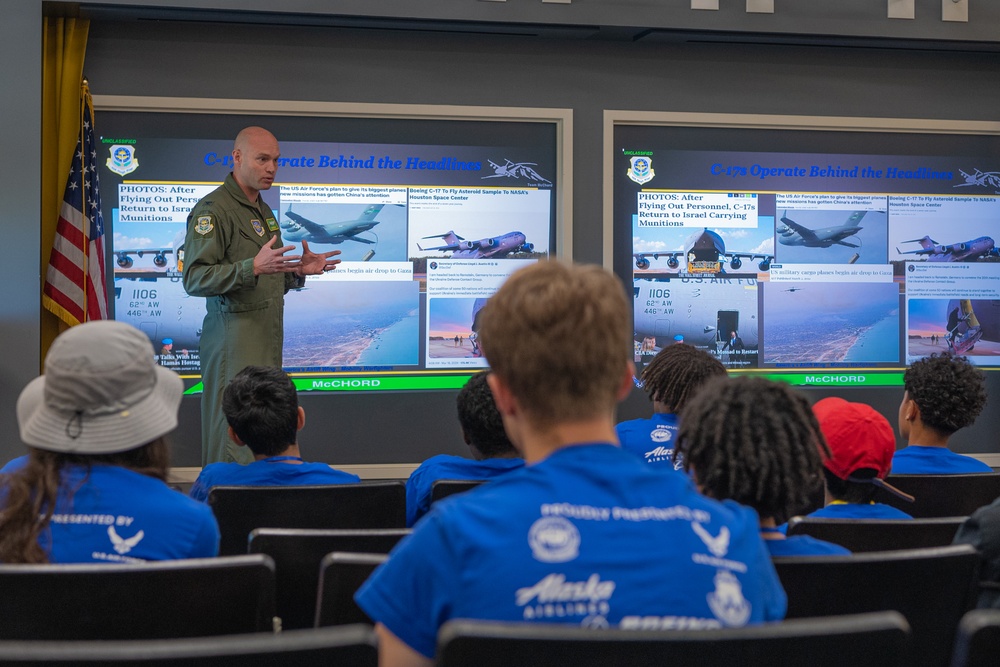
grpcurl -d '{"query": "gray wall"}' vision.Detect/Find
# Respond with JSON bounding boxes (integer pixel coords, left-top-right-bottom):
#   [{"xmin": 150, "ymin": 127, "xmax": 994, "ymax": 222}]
[
  {"xmin": 0, "ymin": 2, "xmax": 42, "ymax": 463},
  {"xmin": 3, "ymin": 1, "xmax": 999, "ymax": 466}
]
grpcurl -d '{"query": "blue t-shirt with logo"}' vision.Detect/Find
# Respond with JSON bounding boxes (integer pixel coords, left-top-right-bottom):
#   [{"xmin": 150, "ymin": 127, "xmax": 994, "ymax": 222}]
[
  {"xmin": 615, "ymin": 413, "xmax": 683, "ymax": 470},
  {"xmin": 406, "ymin": 454, "xmax": 525, "ymax": 527},
  {"xmin": 891, "ymin": 445, "xmax": 993, "ymax": 475},
  {"xmin": 764, "ymin": 535, "xmax": 851, "ymax": 557},
  {"xmin": 5, "ymin": 464, "xmax": 220, "ymax": 563},
  {"xmin": 357, "ymin": 443, "xmax": 786, "ymax": 659},
  {"xmin": 189, "ymin": 457, "xmax": 360, "ymax": 502}
]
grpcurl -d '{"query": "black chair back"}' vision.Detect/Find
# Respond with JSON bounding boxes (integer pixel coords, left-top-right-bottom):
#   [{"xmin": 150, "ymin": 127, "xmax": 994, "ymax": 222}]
[
  {"xmin": 437, "ymin": 611, "xmax": 911, "ymax": 667},
  {"xmin": 314, "ymin": 552, "xmax": 388, "ymax": 627},
  {"xmin": 430, "ymin": 479, "xmax": 486, "ymax": 505},
  {"xmin": 0, "ymin": 625, "xmax": 377, "ymax": 666},
  {"xmin": 207, "ymin": 481, "xmax": 406, "ymax": 555},
  {"xmin": 786, "ymin": 516, "xmax": 966, "ymax": 552},
  {"xmin": 950, "ymin": 609, "xmax": 1000, "ymax": 667},
  {"xmin": 0, "ymin": 555, "xmax": 275, "ymax": 640},
  {"xmin": 774, "ymin": 544, "xmax": 980, "ymax": 667},
  {"xmin": 249, "ymin": 527, "xmax": 410, "ymax": 630},
  {"xmin": 876, "ymin": 474, "xmax": 1000, "ymax": 518}
]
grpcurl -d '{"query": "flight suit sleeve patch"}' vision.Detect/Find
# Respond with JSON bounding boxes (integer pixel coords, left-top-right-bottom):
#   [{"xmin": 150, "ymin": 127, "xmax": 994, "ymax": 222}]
[{"xmin": 194, "ymin": 215, "xmax": 214, "ymax": 236}]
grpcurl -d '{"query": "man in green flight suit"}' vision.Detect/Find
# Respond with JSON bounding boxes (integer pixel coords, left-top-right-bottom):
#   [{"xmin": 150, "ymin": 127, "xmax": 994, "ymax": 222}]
[{"xmin": 183, "ymin": 127, "xmax": 341, "ymax": 465}]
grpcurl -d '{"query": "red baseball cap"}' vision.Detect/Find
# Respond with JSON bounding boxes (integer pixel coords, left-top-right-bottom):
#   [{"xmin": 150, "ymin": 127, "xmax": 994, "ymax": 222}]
[{"xmin": 813, "ymin": 397, "xmax": 895, "ymax": 480}]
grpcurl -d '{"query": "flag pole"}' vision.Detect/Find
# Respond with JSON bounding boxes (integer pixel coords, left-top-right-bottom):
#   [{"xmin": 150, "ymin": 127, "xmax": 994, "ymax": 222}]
[{"xmin": 79, "ymin": 79, "xmax": 88, "ymax": 321}]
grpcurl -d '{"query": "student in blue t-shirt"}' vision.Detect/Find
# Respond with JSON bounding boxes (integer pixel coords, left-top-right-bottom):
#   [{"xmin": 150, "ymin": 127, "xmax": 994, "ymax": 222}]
[
  {"xmin": 802, "ymin": 397, "xmax": 914, "ymax": 522},
  {"xmin": 406, "ymin": 370, "xmax": 523, "ymax": 526},
  {"xmin": 893, "ymin": 353, "xmax": 992, "ymax": 474},
  {"xmin": 189, "ymin": 366, "xmax": 359, "ymax": 502},
  {"xmin": 675, "ymin": 377, "xmax": 849, "ymax": 557},
  {"xmin": 616, "ymin": 344, "xmax": 726, "ymax": 471},
  {"xmin": 0, "ymin": 321, "xmax": 219, "ymax": 563},
  {"xmin": 356, "ymin": 261, "xmax": 786, "ymax": 667}
]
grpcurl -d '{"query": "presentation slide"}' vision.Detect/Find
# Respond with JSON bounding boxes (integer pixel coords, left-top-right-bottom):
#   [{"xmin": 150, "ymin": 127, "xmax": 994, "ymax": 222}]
[
  {"xmin": 98, "ymin": 117, "xmax": 557, "ymax": 393},
  {"xmin": 614, "ymin": 129, "xmax": 1000, "ymax": 384}
]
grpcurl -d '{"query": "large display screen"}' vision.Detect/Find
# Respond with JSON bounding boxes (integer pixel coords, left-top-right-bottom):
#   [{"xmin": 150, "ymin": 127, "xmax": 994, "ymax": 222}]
[
  {"xmin": 613, "ymin": 119, "xmax": 1000, "ymax": 388},
  {"xmin": 96, "ymin": 104, "xmax": 562, "ymax": 394}
]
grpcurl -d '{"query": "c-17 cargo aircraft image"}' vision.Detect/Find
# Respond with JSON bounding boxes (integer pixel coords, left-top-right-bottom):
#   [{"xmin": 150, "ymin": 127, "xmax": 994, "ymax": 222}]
[
  {"xmin": 114, "ymin": 231, "xmax": 187, "ymax": 273},
  {"xmin": 634, "ymin": 228, "xmax": 772, "ymax": 272},
  {"xmin": 280, "ymin": 204, "xmax": 395, "ymax": 245},
  {"xmin": 114, "ymin": 279, "xmax": 204, "ymax": 353},
  {"xmin": 418, "ymin": 230, "xmax": 535, "ymax": 259},
  {"xmin": 777, "ymin": 211, "xmax": 867, "ymax": 248},
  {"xmin": 897, "ymin": 235, "xmax": 997, "ymax": 262},
  {"xmin": 115, "ymin": 247, "xmax": 172, "ymax": 269}
]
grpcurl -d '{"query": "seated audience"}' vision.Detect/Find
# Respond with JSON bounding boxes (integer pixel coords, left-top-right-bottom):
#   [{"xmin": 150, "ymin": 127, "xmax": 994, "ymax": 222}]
[
  {"xmin": 405, "ymin": 370, "xmax": 523, "ymax": 527},
  {"xmin": 893, "ymin": 353, "xmax": 991, "ymax": 474},
  {"xmin": 356, "ymin": 261, "xmax": 786, "ymax": 667},
  {"xmin": 189, "ymin": 365, "xmax": 359, "ymax": 502},
  {"xmin": 615, "ymin": 344, "xmax": 726, "ymax": 470},
  {"xmin": 675, "ymin": 376, "xmax": 849, "ymax": 557},
  {"xmin": 805, "ymin": 397, "xmax": 913, "ymax": 521},
  {"xmin": 0, "ymin": 321, "xmax": 219, "ymax": 563}
]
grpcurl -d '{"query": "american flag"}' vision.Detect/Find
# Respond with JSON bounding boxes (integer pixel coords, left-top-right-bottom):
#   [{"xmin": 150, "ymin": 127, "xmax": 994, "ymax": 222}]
[{"xmin": 42, "ymin": 82, "xmax": 108, "ymax": 325}]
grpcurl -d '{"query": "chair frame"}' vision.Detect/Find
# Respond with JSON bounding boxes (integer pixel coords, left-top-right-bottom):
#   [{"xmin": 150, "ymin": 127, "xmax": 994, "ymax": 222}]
[
  {"xmin": 950, "ymin": 608, "xmax": 1000, "ymax": 667},
  {"xmin": 0, "ymin": 554, "xmax": 276, "ymax": 640},
  {"xmin": 437, "ymin": 611, "xmax": 911, "ymax": 667},
  {"xmin": 786, "ymin": 516, "xmax": 967, "ymax": 552},
  {"xmin": 773, "ymin": 545, "xmax": 980, "ymax": 667},
  {"xmin": 314, "ymin": 552, "xmax": 389, "ymax": 628},
  {"xmin": 0, "ymin": 624, "xmax": 377, "ymax": 666},
  {"xmin": 248, "ymin": 527, "xmax": 410, "ymax": 630},
  {"xmin": 207, "ymin": 481, "xmax": 406, "ymax": 556},
  {"xmin": 876, "ymin": 473, "xmax": 1000, "ymax": 518},
  {"xmin": 429, "ymin": 479, "xmax": 487, "ymax": 505}
]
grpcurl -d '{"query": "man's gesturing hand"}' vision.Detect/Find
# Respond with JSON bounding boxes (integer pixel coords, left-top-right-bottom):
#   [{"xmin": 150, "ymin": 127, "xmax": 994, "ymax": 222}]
[
  {"xmin": 253, "ymin": 236, "xmax": 301, "ymax": 276},
  {"xmin": 297, "ymin": 240, "xmax": 342, "ymax": 276}
]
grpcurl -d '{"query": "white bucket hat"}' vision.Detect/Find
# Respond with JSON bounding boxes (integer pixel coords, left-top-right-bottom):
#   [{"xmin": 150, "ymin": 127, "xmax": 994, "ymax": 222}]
[{"xmin": 17, "ymin": 321, "xmax": 183, "ymax": 454}]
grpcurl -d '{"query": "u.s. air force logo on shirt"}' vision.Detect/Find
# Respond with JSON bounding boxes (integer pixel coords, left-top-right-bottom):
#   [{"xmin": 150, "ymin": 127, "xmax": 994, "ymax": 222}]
[
  {"xmin": 692, "ymin": 521, "xmax": 730, "ymax": 557},
  {"xmin": 250, "ymin": 219, "xmax": 265, "ymax": 237},
  {"xmin": 194, "ymin": 215, "xmax": 214, "ymax": 235},
  {"xmin": 108, "ymin": 525, "xmax": 145, "ymax": 555},
  {"xmin": 528, "ymin": 516, "xmax": 580, "ymax": 563}
]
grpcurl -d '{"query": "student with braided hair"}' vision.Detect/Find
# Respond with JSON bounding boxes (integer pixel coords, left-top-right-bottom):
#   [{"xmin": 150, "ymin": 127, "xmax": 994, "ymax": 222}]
[
  {"xmin": 675, "ymin": 376, "xmax": 849, "ymax": 557},
  {"xmin": 616, "ymin": 344, "xmax": 727, "ymax": 470},
  {"xmin": 892, "ymin": 353, "xmax": 991, "ymax": 474}
]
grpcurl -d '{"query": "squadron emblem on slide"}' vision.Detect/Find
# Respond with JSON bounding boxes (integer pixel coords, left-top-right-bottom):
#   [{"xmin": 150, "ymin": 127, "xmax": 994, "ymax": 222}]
[
  {"xmin": 106, "ymin": 144, "xmax": 139, "ymax": 176},
  {"xmin": 627, "ymin": 156, "xmax": 654, "ymax": 185}
]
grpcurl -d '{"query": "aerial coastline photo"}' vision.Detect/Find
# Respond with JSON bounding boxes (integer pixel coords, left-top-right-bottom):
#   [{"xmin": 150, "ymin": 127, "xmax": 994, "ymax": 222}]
[
  {"xmin": 283, "ymin": 281, "xmax": 419, "ymax": 369},
  {"xmin": 762, "ymin": 282, "xmax": 900, "ymax": 364}
]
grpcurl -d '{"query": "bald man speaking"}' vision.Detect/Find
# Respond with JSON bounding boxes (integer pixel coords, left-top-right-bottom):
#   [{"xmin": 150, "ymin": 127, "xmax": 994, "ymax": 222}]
[{"xmin": 183, "ymin": 127, "xmax": 341, "ymax": 465}]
